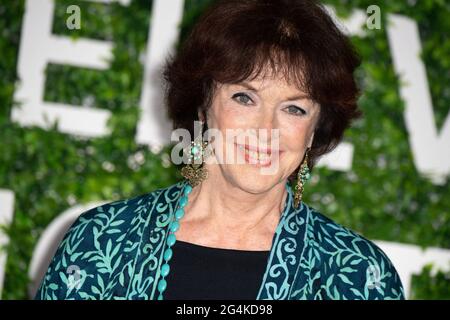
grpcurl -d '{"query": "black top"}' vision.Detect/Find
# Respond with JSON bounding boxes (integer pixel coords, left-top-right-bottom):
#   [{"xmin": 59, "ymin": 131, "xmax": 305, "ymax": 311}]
[{"xmin": 164, "ymin": 240, "xmax": 271, "ymax": 300}]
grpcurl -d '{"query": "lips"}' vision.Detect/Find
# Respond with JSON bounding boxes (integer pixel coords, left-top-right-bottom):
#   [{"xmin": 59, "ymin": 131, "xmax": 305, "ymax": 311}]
[{"xmin": 234, "ymin": 143, "xmax": 282, "ymax": 167}]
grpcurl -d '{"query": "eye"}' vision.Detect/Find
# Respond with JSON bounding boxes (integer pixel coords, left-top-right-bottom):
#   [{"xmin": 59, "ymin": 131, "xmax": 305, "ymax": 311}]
[
  {"xmin": 284, "ymin": 105, "xmax": 307, "ymax": 116},
  {"xmin": 232, "ymin": 93, "xmax": 254, "ymax": 105}
]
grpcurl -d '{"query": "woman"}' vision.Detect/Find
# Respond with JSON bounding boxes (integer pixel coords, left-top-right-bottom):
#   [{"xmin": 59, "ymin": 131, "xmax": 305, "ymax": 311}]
[{"xmin": 36, "ymin": 0, "xmax": 404, "ymax": 300}]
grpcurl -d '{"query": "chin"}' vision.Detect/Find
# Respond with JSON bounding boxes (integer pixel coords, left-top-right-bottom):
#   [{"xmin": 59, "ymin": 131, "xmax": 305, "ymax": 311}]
[{"xmin": 225, "ymin": 167, "xmax": 284, "ymax": 195}]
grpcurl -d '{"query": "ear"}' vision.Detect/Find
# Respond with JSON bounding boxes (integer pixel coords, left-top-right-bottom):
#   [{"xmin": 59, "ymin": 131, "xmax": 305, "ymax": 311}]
[
  {"xmin": 307, "ymin": 131, "xmax": 315, "ymax": 149},
  {"xmin": 199, "ymin": 109, "xmax": 209, "ymax": 123}
]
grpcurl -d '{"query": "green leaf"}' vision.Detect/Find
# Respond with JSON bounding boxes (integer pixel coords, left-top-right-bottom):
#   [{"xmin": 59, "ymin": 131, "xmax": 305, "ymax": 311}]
[{"xmin": 337, "ymin": 274, "xmax": 354, "ymax": 286}]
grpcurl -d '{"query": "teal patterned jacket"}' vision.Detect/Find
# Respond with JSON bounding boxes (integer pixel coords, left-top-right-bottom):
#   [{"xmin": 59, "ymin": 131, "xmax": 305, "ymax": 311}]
[{"xmin": 35, "ymin": 179, "xmax": 405, "ymax": 300}]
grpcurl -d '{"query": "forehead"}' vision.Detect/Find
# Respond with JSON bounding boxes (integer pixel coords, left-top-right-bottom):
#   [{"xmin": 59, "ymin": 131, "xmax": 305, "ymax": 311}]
[
  {"xmin": 226, "ymin": 62, "xmax": 307, "ymax": 92},
  {"xmin": 244, "ymin": 76, "xmax": 305, "ymax": 93},
  {"xmin": 222, "ymin": 75, "xmax": 309, "ymax": 100}
]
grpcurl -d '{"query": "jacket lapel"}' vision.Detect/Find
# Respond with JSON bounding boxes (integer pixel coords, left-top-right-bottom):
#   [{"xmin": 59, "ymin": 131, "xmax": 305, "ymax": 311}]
[
  {"xmin": 146, "ymin": 180, "xmax": 308, "ymax": 300},
  {"xmin": 256, "ymin": 182, "xmax": 308, "ymax": 300}
]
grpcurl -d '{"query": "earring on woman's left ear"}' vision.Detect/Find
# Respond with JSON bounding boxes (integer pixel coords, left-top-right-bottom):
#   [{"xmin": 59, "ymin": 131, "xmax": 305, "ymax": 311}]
[{"xmin": 293, "ymin": 147, "xmax": 311, "ymax": 209}]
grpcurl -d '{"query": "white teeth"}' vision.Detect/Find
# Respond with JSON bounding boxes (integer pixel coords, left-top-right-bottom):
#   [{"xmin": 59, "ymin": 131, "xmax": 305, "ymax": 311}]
[
  {"xmin": 259, "ymin": 153, "xmax": 269, "ymax": 161},
  {"xmin": 248, "ymin": 150, "xmax": 258, "ymax": 159},
  {"xmin": 236, "ymin": 144, "xmax": 272, "ymax": 164},
  {"xmin": 246, "ymin": 149, "xmax": 271, "ymax": 164}
]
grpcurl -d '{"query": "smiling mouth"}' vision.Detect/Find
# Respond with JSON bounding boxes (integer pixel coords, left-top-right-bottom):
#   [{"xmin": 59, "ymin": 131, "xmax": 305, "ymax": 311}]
[{"xmin": 234, "ymin": 143, "xmax": 282, "ymax": 167}]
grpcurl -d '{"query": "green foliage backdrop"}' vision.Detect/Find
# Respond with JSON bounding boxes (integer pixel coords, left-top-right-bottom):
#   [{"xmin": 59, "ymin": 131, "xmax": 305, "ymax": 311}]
[{"xmin": 0, "ymin": 0, "xmax": 449, "ymax": 299}]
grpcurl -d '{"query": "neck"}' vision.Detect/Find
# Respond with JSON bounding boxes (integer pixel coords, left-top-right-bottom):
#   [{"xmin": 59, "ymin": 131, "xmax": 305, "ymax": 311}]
[{"xmin": 182, "ymin": 166, "xmax": 288, "ymax": 241}]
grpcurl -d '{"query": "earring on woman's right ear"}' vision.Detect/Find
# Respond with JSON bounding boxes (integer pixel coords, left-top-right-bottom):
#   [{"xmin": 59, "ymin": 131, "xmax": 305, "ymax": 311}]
[{"xmin": 180, "ymin": 121, "xmax": 211, "ymax": 187}]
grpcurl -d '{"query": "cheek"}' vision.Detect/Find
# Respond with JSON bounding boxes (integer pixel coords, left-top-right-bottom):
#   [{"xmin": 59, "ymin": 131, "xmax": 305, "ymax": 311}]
[
  {"xmin": 211, "ymin": 101, "xmax": 252, "ymax": 131},
  {"xmin": 281, "ymin": 122, "xmax": 312, "ymax": 152},
  {"xmin": 208, "ymin": 99, "xmax": 249, "ymax": 163},
  {"xmin": 277, "ymin": 126, "xmax": 308, "ymax": 176}
]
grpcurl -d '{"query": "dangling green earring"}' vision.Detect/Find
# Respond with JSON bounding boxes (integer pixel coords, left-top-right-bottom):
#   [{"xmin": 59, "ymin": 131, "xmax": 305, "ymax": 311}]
[
  {"xmin": 180, "ymin": 122, "xmax": 212, "ymax": 187},
  {"xmin": 294, "ymin": 148, "xmax": 311, "ymax": 209}
]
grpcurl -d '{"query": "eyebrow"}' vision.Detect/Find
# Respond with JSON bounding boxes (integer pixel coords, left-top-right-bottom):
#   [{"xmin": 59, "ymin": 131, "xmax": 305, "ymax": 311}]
[{"xmin": 238, "ymin": 81, "xmax": 309, "ymax": 101}]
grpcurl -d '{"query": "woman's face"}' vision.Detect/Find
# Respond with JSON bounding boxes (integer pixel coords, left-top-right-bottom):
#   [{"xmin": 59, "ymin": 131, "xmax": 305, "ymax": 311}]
[{"xmin": 204, "ymin": 73, "xmax": 321, "ymax": 194}]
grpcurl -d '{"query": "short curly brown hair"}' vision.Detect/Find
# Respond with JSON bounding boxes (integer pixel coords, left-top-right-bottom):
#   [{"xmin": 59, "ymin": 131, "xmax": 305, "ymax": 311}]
[{"xmin": 163, "ymin": 0, "xmax": 362, "ymax": 180}]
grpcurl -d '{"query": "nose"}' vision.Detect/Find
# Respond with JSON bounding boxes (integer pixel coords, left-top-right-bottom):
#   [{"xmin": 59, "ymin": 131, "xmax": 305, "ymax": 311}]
[
  {"xmin": 256, "ymin": 107, "xmax": 278, "ymax": 133},
  {"xmin": 253, "ymin": 107, "xmax": 279, "ymax": 145}
]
